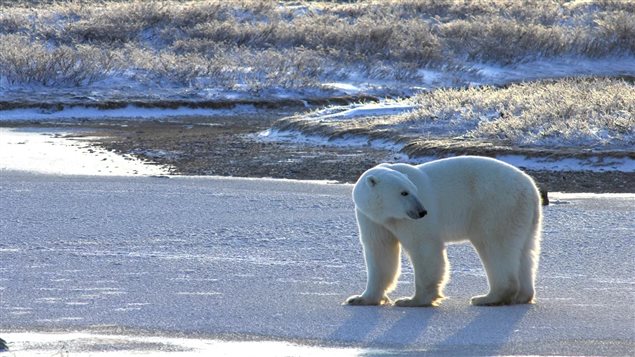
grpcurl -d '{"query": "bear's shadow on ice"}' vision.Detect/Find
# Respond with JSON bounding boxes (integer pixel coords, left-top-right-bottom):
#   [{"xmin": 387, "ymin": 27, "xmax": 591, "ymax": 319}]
[
  {"xmin": 327, "ymin": 306, "xmax": 385, "ymax": 343},
  {"xmin": 327, "ymin": 305, "xmax": 437, "ymax": 346},
  {"xmin": 432, "ymin": 305, "xmax": 532, "ymax": 355},
  {"xmin": 375, "ymin": 308, "xmax": 437, "ymax": 346},
  {"xmin": 328, "ymin": 304, "xmax": 530, "ymax": 353}
]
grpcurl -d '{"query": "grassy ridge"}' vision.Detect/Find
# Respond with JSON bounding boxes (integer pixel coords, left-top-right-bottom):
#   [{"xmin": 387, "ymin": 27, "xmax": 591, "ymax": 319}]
[
  {"xmin": 1, "ymin": 0, "xmax": 634, "ymax": 89},
  {"xmin": 275, "ymin": 78, "xmax": 635, "ymax": 151}
]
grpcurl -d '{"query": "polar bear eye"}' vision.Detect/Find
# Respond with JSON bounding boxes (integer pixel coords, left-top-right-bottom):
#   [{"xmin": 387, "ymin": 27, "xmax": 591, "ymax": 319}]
[{"xmin": 401, "ymin": 191, "xmax": 409, "ymax": 196}]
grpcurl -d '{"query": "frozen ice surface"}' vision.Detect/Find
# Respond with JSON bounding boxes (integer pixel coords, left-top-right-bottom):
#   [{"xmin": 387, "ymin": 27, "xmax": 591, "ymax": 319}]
[
  {"xmin": 0, "ymin": 172, "xmax": 633, "ymax": 355},
  {"xmin": 0, "ymin": 104, "xmax": 258, "ymax": 121},
  {"xmin": 0, "ymin": 332, "xmax": 364, "ymax": 356},
  {"xmin": 313, "ymin": 102, "xmax": 417, "ymax": 120},
  {"xmin": 496, "ymin": 154, "xmax": 635, "ymax": 173}
]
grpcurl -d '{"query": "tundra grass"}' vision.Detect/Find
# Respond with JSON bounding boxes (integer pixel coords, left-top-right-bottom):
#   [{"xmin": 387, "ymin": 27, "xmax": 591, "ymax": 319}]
[{"xmin": 1, "ymin": 0, "xmax": 634, "ymax": 88}]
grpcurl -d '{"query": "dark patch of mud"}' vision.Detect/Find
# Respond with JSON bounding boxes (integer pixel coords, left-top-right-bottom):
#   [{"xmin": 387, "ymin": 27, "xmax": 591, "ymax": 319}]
[{"xmin": 0, "ymin": 95, "xmax": 380, "ymax": 112}]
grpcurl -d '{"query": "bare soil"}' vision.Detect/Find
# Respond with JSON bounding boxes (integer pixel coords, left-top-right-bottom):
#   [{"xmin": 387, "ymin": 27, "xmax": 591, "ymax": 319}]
[{"xmin": 34, "ymin": 114, "xmax": 633, "ymax": 195}]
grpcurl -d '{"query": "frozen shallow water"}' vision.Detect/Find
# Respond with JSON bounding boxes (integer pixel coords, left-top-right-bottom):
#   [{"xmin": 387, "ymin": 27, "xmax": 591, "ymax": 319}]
[
  {"xmin": 0, "ymin": 127, "xmax": 170, "ymax": 176},
  {"xmin": 0, "ymin": 172, "xmax": 633, "ymax": 355}
]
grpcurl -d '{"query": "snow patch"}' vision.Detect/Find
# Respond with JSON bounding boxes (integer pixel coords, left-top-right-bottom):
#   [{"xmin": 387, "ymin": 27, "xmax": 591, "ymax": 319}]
[
  {"xmin": 321, "ymin": 82, "xmax": 363, "ymax": 94},
  {"xmin": 470, "ymin": 57, "xmax": 635, "ymax": 84},
  {"xmin": 304, "ymin": 101, "xmax": 417, "ymax": 121},
  {"xmin": 256, "ymin": 100, "xmax": 417, "ymax": 152}
]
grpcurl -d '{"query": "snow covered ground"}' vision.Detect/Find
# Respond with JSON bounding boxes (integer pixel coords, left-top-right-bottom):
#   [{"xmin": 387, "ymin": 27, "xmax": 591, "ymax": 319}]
[
  {"xmin": 2, "ymin": 0, "xmax": 634, "ymax": 100},
  {"xmin": 1, "ymin": 171, "xmax": 633, "ymax": 356},
  {"xmin": 2, "ymin": 56, "xmax": 633, "ymax": 110},
  {"xmin": 465, "ymin": 57, "xmax": 635, "ymax": 87}
]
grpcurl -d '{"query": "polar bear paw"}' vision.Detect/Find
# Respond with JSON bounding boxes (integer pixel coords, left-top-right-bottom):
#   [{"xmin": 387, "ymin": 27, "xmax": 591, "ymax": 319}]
[
  {"xmin": 471, "ymin": 292, "xmax": 518, "ymax": 306},
  {"xmin": 344, "ymin": 294, "xmax": 390, "ymax": 306},
  {"xmin": 394, "ymin": 296, "xmax": 438, "ymax": 307},
  {"xmin": 471, "ymin": 292, "xmax": 535, "ymax": 306}
]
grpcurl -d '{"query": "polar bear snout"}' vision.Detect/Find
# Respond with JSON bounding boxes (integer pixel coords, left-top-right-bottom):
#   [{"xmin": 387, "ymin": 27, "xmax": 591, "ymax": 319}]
[
  {"xmin": 406, "ymin": 200, "xmax": 427, "ymax": 220},
  {"xmin": 407, "ymin": 208, "xmax": 427, "ymax": 220}
]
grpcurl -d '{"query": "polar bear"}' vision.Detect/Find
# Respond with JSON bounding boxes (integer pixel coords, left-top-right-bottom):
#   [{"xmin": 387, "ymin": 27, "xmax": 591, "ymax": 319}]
[{"xmin": 345, "ymin": 156, "xmax": 542, "ymax": 307}]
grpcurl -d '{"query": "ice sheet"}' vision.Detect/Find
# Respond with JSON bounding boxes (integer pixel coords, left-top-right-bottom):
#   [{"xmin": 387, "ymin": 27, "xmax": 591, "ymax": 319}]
[{"xmin": 0, "ymin": 173, "xmax": 633, "ymax": 355}]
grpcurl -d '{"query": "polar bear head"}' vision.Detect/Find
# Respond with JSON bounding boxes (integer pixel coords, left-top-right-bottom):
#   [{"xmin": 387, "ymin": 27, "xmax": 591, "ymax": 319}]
[{"xmin": 353, "ymin": 166, "xmax": 427, "ymax": 223}]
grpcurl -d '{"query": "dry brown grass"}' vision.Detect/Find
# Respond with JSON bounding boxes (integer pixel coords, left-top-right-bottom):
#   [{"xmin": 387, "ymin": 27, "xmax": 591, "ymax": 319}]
[{"xmin": 1, "ymin": 0, "xmax": 633, "ymax": 88}]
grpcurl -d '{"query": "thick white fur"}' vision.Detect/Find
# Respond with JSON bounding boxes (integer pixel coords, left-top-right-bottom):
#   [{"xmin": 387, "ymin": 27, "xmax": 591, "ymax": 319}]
[{"xmin": 345, "ymin": 156, "xmax": 542, "ymax": 307}]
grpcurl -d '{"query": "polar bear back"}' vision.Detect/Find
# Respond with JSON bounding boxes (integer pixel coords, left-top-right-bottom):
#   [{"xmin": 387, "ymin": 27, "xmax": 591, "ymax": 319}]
[
  {"xmin": 383, "ymin": 156, "xmax": 540, "ymax": 242},
  {"xmin": 419, "ymin": 155, "xmax": 538, "ymax": 202}
]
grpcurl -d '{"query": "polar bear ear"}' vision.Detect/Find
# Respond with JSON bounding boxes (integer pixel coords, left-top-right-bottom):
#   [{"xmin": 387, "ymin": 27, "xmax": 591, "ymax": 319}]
[{"xmin": 366, "ymin": 175, "xmax": 378, "ymax": 187}]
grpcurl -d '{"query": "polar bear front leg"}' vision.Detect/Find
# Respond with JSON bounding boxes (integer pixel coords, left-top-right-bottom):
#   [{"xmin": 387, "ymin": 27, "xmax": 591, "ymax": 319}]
[
  {"xmin": 345, "ymin": 211, "xmax": 401, "ymax": 306},
  {"xmin": 395, "ymin": 240, "xmax": 448, "ymax": 307}
]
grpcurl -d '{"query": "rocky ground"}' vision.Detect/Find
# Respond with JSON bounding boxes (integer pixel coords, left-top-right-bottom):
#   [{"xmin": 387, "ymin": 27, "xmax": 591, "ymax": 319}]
[{"xmin": 32, "ymin": 113, "xmax": 630, "ymax": 196}]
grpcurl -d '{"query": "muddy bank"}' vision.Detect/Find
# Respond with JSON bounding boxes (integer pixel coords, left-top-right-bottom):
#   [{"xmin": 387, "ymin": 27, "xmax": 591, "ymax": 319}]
[{"xmin": 11, "ymin": 114, "xmax": 630, "ymax": 194}]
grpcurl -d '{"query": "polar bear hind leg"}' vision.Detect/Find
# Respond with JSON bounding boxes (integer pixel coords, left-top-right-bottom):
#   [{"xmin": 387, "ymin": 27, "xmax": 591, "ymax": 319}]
[
  {"xmin": 515, "ymin": 210, "xmax": 542, "ymax": 304},
  {"xmin": 471, "ymin": 178, "xmax": 541, "ymax": 306},
  {"xmin": 471, "ymin": 232, "xmax": 525, "ymax": 306}
]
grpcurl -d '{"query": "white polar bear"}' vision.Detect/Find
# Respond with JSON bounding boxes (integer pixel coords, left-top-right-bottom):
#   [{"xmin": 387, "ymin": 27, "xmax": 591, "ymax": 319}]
[{"xmin": 345, "ymin": 156, "xmax": 542, "ymax": 307}]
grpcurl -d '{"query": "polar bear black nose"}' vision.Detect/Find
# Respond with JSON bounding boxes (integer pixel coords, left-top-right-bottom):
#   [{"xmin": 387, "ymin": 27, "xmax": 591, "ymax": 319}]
[{"xmin": 418, "ymin": 210, "xmax": 428, "ymax": 218}]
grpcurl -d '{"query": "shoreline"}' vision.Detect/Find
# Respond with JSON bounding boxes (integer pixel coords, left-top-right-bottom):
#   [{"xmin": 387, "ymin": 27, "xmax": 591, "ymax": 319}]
[{"xmin": 1, "ymin": 121, "xmax": 633, "ymax": 194}]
